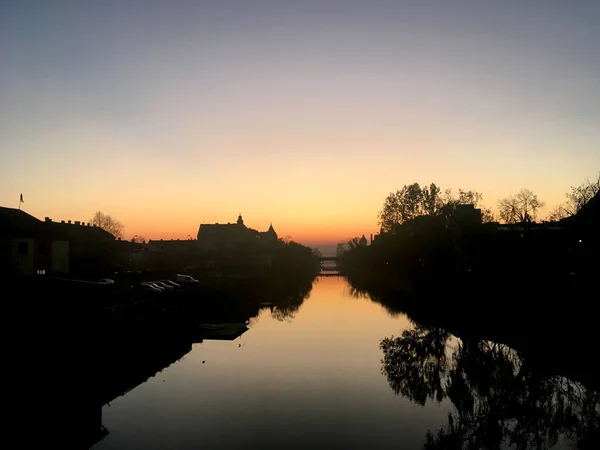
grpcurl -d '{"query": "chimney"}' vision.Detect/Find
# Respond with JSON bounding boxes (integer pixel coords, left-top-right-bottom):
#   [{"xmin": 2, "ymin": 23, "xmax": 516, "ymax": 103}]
[
  {"xmin": 67, "ymin": 220, "xmax": 71, "ymax": 224},
  {"xmin": 44, "ymin": 217, "xmax": 51, "ymax": 222},
  {"xmin": 74, "ymin": 221, "xmax": 80, "ymax": 225},
  {"xmin": 93, "ymin": 224, "xmax": 97, "ymax": 227},
  {"xmin": 61, "ymin": 220, "xmax": 65, "ymax": 224}
]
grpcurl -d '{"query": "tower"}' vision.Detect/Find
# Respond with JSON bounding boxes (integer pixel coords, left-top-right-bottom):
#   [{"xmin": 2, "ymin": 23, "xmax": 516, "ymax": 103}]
[{"xmin": 237, "ymin": 214, "xmax": 244, "ymax": 226}]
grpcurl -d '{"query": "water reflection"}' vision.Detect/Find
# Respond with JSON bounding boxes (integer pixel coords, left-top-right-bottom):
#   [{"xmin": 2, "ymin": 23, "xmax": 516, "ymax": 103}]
[
  {"xmin": 88, "ymin": 275, "xmax": 600, "ymax": 450},
  {"xmin": 195, "ymin": 274, "xmax": 315, "ymax": 325},
  {"xmin": 93, "ymin": 276, "xmax": 431, "ymax": 450},
  {"xmin": 265, "ymin": 275, "xmax": 314, "ymax": 322},
  {"xmin": 380, "ymin": 325, "xmax": 600, "ymax": 449}
]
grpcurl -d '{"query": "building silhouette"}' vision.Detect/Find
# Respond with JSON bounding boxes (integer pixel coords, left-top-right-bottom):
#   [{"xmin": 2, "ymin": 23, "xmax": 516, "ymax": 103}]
[
  {"xmin": 1, "ymin": 207, "xmax": 114, "ymax": 276},
  {"xmin": 197, "ymin": 214, "xmax": 278, "ymax": 249}
]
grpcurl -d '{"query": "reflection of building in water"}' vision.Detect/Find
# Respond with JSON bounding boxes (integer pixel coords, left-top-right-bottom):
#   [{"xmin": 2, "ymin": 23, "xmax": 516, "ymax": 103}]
[{"xmin": 197, "ymin": 214, "xmax": 278, "ymax": 249}]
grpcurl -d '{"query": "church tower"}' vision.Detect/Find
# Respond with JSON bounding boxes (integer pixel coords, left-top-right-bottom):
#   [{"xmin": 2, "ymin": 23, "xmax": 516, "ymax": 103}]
[{"xmin": 237, "ymin": 214, "xmax": 244, "ymax": 226}]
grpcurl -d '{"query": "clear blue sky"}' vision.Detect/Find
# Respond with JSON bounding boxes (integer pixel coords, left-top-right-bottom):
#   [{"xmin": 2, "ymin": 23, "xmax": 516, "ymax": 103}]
[{"xmin": 1, "ymin": 0, "xmax": 599, "ymax": 244}]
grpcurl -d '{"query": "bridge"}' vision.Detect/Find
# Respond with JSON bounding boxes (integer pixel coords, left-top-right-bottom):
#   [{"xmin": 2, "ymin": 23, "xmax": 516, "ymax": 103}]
[
  {"xmin": 318, "ymin": 271, "xmax": 343, "ymax": 277},
  {"xmin": 319, "ymin": 255, "xmax": 342, "ymax": 273}
]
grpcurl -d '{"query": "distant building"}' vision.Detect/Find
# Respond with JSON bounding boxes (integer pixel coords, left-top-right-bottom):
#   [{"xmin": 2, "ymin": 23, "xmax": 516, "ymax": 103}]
[
  {"xmin": 371, "ymin": 233, "xmax": 382, "ymax": 245},
  {"xmin": 452, "ymin": 204, "xmax": 482, "ymax": 227},
  {"xmin": 197, "ymin": 214, "xmax": 278, "ymax": 249},
  {"xmin": 146, "ymin": 239, "xmax": 198, "ymax": 271},
  {"xmin": 115, "ymin": 240, "xmax": 146, "ymax": 272},
  {"xmin": 336, "ymin": 243, "xmax": 345, "ymax": 259}
]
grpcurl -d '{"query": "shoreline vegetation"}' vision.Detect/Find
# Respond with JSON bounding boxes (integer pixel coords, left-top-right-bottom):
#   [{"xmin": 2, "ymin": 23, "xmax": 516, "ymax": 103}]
[{"xmin": 340, "ymin": 179, "xmax": 599, "ymax": 394}]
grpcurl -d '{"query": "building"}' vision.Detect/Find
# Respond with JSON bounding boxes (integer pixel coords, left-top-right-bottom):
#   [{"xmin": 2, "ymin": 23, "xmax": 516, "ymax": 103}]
[
  {"xmin": 43, "ymin": 217, "xmax": 116, "ymax": 275},
  {"xmin": 1, "ymin": 207, "xmax": 117, "ymax": 276},
  {"xmin": 452, "ymin": 204, "xmax": 483, "ymax": 227},
  {"xmin": 0, "ymin": 207, "xmax": 70, "ymax": 275},
  {"xmin": 197, "ymin": 214, "xmax": 278, "ymax": 249},
  {"xmin": 145, "ymin": 239, "xmax": 198, "ymax": 271},
  {"xmin": 114, "ymin": 240, "xmax": 147, "ymax": 272},
  {"xmin": 196, "ymin": 215, "xmax": 278, "ymax": 270}
]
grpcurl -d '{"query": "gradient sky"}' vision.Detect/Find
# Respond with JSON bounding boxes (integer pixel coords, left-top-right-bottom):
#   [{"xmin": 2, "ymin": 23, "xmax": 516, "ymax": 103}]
[{"xmin": 1, "ymin": 0, "xmax": 599, "ymax": 247}]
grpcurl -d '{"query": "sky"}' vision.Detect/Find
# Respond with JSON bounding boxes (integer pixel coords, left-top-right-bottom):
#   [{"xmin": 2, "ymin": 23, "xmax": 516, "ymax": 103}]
[{"xmin": 1, "ymin": 0, "xmax": 599, "ymax": 248}]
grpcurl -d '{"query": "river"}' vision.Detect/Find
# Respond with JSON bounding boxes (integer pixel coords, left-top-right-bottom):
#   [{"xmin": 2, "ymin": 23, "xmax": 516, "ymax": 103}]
[{"xmin": 93, "ymin": 276, "xmax": 597, "ymax": 449}]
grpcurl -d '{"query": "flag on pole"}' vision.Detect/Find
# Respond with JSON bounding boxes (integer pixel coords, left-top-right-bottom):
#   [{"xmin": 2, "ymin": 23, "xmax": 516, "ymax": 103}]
[{"xmin": 20, "ymin": 193, "xmax": 24, "ymax": 203}]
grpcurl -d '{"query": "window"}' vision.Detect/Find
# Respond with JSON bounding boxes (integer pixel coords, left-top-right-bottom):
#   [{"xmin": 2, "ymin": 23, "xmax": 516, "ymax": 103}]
[
  {"xmin": 36, "ymin": 269, "xmax": 46, "ymax": 275},
  {"xmin": 18, "ymin": 242, "xmax": 28, "ymax": 255}
]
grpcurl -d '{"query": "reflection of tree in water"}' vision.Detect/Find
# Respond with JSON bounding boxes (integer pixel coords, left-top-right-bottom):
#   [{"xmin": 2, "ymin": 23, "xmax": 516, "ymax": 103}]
[
  {"xmin": 381, "ymin": 326, "xmax": 600, "ymax": 450},
  {"xmin": 267, "ymin": 277, "xmax": 315, "ymax": 322}
]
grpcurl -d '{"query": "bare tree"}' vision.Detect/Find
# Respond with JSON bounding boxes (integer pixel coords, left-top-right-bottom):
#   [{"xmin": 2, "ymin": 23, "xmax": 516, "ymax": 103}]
[
  {"xmin": 549, "ymin": 173, "xmax": 600, "ymax": 221},
  {"xmin": 497, "ymin": 189, "xmax": 545, "ymax": 224},
  {"xmin": 481, "ymin": 207, "xmax": 495, "ymax": 223},
  {"xmin": 90, "ymin": 211, "xmax": 124, "ymax": 238}
]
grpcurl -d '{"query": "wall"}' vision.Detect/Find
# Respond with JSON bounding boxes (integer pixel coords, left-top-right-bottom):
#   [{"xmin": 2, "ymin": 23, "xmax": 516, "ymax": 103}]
[
  {"xmin": 12, "ymin": 238, "xmax": 35, "ymax": 275},
  {"xmin": 52, "ymin": 240, "xmax": 70, "ymax": 273}
]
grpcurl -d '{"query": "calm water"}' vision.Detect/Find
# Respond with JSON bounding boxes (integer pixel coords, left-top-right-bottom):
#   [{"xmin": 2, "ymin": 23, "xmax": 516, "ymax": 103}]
[{"xmin": 93, "ymin": 276, "xmax": 593, "ymax": 449}]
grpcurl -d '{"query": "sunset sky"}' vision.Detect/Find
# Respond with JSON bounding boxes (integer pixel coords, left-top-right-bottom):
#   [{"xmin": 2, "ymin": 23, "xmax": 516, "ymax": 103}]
[{"xmin": 1, "ymin": 0, "xmax": 599, "ymax": 248}]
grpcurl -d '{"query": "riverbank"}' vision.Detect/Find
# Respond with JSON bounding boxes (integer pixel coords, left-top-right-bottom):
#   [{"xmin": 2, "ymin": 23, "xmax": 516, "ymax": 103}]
[{"xmin": 346, "ymin": 268, "xmax": 600, "ymax": 391}]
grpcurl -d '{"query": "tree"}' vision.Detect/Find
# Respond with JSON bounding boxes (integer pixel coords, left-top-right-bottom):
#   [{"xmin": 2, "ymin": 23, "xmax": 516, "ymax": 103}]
[
  {"xmin": 497, "ymin": 189, "xmax": 544, "ymax": 224},
  {"xmin": 549, "ymin": 173, "xmax": 600, "ymax": 221},
  {"xmin": 378, "ymin": 183, "xmax": 489, "ymax": 233},
  {"xmin": 480, "ymin": 207, "xmax": 495, "ymax": 223},
  {"xmin": 90, "ymin": 211, "xmax": 124, "ymax": 238},
  {"xmin": 378, "ymin": 183, "xmax": 442, "ymax": 233},
  {"xmin": 345, "ymin": 237, "xmax": 362, "ymax": 250}
]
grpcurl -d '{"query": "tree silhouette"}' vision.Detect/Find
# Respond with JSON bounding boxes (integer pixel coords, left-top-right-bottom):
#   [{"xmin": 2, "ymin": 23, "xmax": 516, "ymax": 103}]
[
  {"xmin": 380, "ymin": 326, "xmax": 600, "ymax": 450},
  {"xmin": 498, "ymin": 189, "xmax": 545, "ymax": 224},
  {"xmin": 345, "ymin": 236, "xmax": 362, "ymax": 250},
  {"xmin": 378, "ymin": 183, "xmax": 441, "ymax": 233},
  {"xmin": 549, "ymin": 173, "xmax": 600, "ymax": 221},
  {"xmin": 90, "ymin": 211, "xmax": 124, "ymax": 238},
  {"xmin": 378, "ymin": 183, "xmax": 490, "ymax": 234}
]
